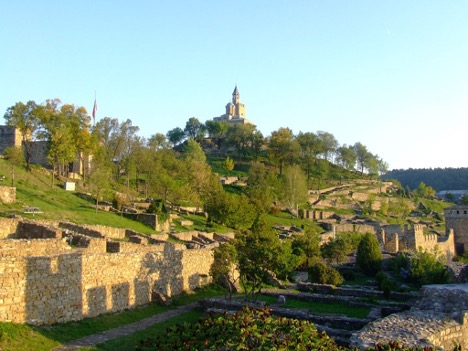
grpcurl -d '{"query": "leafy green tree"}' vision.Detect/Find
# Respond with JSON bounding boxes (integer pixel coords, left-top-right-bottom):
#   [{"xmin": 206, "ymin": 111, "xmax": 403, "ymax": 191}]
[
  {"xmin": 268, "ymin": 127, "xmax": 300, "ymax": 175},
  {"xmin": 3, "ymin": 100, "xmax": 40, "ymax": 170},
  {"xmin": 316, "ymin": 131, "xmax": 338, "ymax": 161},
  {"xmin": 166, "ymin": 127, "xmax": 185, "ymax": 147},
  {"xmin": 235, "ymin": 215, "xmax": 283, "ymax": 301},
  {"xmin": 356, "ymin": 233, "xmax": 382, "ymax": 276},
  {"xmin": 409, "ymin": 249, "xmax": 451, "ymax": 286},
  {"xmin": 308, "ymin": 258, "xmax": 344, "ymax": 285},
  {"xmin": 279, "ymin": 165, "xmax": 308, "ymax": 213},
  {"xmin": 353, "ymin": 142, "xmax": 370, "ymax": 176},
  {"xmin": 336, "ymin": 144, "xmax": 357, "ymax": 172},
  {"xmin": 321, "ymin": 237, "xmax": 351, "ymax": 265},
  {"xmin": 210, "ymin": 242, "xmax": 239, "ymax": 299},
  {"xmin": 85, "ymin": 151, "xmax": 113, "ymax": 212},
  {"xmin": 148, "ymin": 133, "xmax": 170, "ymax": 150},
  {"xmin": 225, "ymin": 123, "xmax": 256, "ymax": 160},
  {"xmin": 223, "ymin": 156, "xmax": 234, "ymax": 176},
  {"xmin": 292, "ymin": 228, "xmax": 321, "ymax": 267},
  {"xmin": 205, "ymin": 120, "xmax": 229, "ymax": 149},
  {"xmin": 245, "ymin": 161, "xmax": 278, "ymax": 215},
  {"xmin": 184, "ymin": 116, "xmax": 205, "ymax": 141},
  {"xmin": 296, "ymin": 131, "xmax": 322, "ymax": 188}
]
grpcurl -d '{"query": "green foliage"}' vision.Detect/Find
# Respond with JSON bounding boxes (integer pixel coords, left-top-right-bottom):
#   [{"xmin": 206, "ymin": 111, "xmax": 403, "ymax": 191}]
[
  {"xmin": 408, "ymin": 249, "xmax": 451, "ymax": 286},
  {"xmin": 356, "ymin": 233, "xmax": 382, "ymax": 276},
  {"xmin": 136, "ymin": 306, "xmax": 341, "ymax": 351},
  {"xmin": 308, "ymin": 258, "xmax": 344, "ymax": 286},
  {"xmin": 210, "ymin": 243, "xmax": 239, "ymax": 299},
  {"xmin": 235, "ymin": 216, "xmax": 286, "ymax": 301},
  {"xmin": 376, "ymin": 271, "xmax": 395, "ymax": 299},
  {"xmin": 291, "ymin": 228, "xmax": 321, "ymax": 268},
  {"xmin": 223, "ymin": 156, "xmax": 235, "ymax": 174},
  {"xmin": 321, "ymin": 237, "xmax": 352, "ymax": 265}
]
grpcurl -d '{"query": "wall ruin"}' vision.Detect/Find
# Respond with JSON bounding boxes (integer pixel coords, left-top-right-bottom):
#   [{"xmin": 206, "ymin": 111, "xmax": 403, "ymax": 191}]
[{"xmin": 0, "ymin": 220, "xmax": 215, "ymax": 325}]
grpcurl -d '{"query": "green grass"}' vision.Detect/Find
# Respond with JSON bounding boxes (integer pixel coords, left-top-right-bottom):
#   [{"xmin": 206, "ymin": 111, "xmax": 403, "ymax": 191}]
[
  {"xmin": 0, "ymin": 160, "xmax": 156, "ymax": 234},
  {"xmin": 87, "ymin": 311, "xmax": 203, "ymax": 351},
  {"xmin": 0, "ymin": 285, "xmax": 224, "ymax": 351},
  {"xmin": 259, "ymin": 294, "xmax": 370, "ymax": 319}
]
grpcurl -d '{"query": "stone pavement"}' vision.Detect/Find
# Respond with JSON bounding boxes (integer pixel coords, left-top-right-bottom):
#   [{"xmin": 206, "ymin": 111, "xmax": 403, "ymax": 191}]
[{"xmin": 51, "ymin": 303, "xmax": 198, "ymax": 351}]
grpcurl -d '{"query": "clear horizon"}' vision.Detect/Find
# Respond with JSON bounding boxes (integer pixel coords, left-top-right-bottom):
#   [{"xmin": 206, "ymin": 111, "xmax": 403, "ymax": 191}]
[{"xmin": 1, "ymin": 1, "xmax": 467, "ymax": 170}]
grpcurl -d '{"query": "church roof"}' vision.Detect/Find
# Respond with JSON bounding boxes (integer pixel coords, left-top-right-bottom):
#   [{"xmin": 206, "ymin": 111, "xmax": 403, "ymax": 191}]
[{"xmin": 232, "ymin": 85, "xmax": 239, "ymax": 95}]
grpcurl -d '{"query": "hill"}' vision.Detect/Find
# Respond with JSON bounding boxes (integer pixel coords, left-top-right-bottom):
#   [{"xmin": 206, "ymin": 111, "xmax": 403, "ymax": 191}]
[{"xmin": 383, "ymin": 167, "xmax": 468, "ymax": 191}]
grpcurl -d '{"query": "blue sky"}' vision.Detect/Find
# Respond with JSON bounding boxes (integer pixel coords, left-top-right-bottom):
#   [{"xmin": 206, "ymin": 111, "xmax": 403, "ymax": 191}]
[{"xmin": 1, "ymin": 1, "xmax": 467, "ymax": 170}]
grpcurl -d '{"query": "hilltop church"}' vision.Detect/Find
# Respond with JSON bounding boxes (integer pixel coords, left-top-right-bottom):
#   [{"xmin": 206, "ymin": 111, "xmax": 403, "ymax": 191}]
[{"xmin": 213, "ymin": 86, "xmax": 254, "ymax": 126}]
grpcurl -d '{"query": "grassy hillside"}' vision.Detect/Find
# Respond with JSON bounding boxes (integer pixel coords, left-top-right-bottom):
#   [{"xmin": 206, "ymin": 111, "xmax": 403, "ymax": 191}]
[{"xmin": 0, "ymin": 159, "xmax": 156, "ymax": 234}]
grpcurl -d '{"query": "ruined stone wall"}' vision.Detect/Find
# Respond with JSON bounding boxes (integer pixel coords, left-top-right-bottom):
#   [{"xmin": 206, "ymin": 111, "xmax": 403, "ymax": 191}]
[
  {"xmin": 59, "ymin": 222, "xmax": 104, "ymax": 238},
  {"xmin": 17, "ymin": 221, "xmax": 62, "ymax": 239},
  {"xmin": 0, "ymin": 186, "xmax": 15, "ymax": 204},
  {"xmin": 334, "ymin": 223, "xmax": 379, "ymax": 235},
  {"xmin": 0, "ymin": 217, "xmax": 19, "ymax": 239},
  {"xmin": 122, "ymin": 213, "xmax": 170, "ymax": 231},
  {"xmin": 0, "ymin": 239, "xmax": 71, "ymax": 256},
  {"xmin": 0, "ymin": 242, "xmax": 214, "ymax": 325}
]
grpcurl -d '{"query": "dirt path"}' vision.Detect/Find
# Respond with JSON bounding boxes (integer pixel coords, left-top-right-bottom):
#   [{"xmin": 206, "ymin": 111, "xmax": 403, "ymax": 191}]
[{"xmin": 51, "ymin": 303, "xmax": 198, "ymax": 351}]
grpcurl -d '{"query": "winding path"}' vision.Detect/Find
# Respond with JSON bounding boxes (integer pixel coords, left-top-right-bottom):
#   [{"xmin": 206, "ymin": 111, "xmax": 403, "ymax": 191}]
[{"xmin": 51, "ymin": 303, "xmax": 198, "ymax": 351}]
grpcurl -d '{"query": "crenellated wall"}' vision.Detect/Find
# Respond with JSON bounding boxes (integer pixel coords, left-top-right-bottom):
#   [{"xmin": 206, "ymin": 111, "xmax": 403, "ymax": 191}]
[{"xmin": 0, "ymin": 242, "xmax": 214, "ymax": 325}]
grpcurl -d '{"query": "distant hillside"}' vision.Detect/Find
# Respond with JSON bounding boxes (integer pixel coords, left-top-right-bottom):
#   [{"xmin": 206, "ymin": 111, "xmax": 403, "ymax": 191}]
[{"xmin": 382, "ymin": 168, "xmax": 468, "ymax": 191}]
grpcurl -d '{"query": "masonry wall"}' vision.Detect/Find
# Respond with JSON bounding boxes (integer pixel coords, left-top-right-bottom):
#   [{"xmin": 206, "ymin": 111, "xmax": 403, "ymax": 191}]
[
  {"xmin": 0, "ymin": 218, "xmax": 19, "ymax": 239},
  {"xmin": 0, "ymin": 186, "xmax": 15, "ymax": 204},
  {"xmin": 0, "ymin": 242, "xmax": 214, "ymax": 325},
  {"xmin": 445, "ymin": 206, "xmax": 468, "ymax": 254}
]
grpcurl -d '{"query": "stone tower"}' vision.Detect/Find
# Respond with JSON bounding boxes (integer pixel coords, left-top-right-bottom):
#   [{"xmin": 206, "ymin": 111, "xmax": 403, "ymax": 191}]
[
  {"xmin": 214, "ymin": 85, "xmax": 252, "ymax": 125},
  {"xmin": 444, "ymin": 205, "xmax": 468, "ymax": 255}
]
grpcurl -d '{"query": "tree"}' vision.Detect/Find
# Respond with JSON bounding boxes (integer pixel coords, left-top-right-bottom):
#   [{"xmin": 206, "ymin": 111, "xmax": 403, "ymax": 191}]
[
  {"xmin": 296, "ymin": 131, "xmax": 322, "ymax": 188},
  {"xmin": 210, "ymin": 242, "xmax": 239, "ymax": 299},
  {"xmin": 353, "ymin": 142, "xmax": 370, "ymax": 175},
  {"xmin": 245, "ymin": 161, "xmax": 278, "ymax": 215},
  {"xmin": 225, "ymin": 124, "xmax": 256, "ymax": 160},
  {"xmin": 316, "ymin": 131, "xmax": 338, "ymax": 161},
  {"xmin": 184, "ymin": 117, "xmax": 205, "ymax": 141},
  {"xmin": 356, "ymin": 233, "xmax": 382, "ymax": 276},
  {"xmin": 292, "ymin": 228, "xmax": 321, "ymax": 268},
  {"xmin": 148, "ymin": 133, "xmax": 170, "ymax": 150},
  {"xmin": 85, "ymin": 150, "xmax": 113, "ymax": 212},
  {"xmin": 320, "ymin": 237, "xmax": 351, "ymax": 265},
  {"xmin": 336, "ymin": 145, "xmax": 357, "ymax": 172},
  {"xmin": 223, "ymin": 156, "xmax": 234, "ymax": 176},
  {"xmin": 279, "ymin": 165, "xmax": 308, "ymax": 213},
  {"xmin": 205, "ymin": 120, "xmax": 229, "ymax": 149},
  {"xmin": 308, "ymin": 258, "xmax": 344, "ymax": 285},
  {"xmin": 235, "ymin": 215, "xmax": 283, "ymax": 301},
  {"xmin": 3, "ymin": 100, "xmax": 40, "ymax": 170},
  {"xmin": 166, "ymin": 127, "xmax": 185, "ymax": 147},
  {"xmin": 268, "ymin": 127, "xmax": 299, "ymax": 175}
]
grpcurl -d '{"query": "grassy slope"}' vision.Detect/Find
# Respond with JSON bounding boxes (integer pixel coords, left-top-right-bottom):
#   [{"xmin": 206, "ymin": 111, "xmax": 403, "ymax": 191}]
[{"xmin": 0, "ymin": 160, "xmax": 156, "ymax": 234}]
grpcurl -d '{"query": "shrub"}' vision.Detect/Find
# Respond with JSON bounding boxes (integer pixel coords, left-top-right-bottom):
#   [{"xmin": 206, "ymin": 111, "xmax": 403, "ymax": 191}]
[
  {"xmin": 409, "ymin": 249, "xmax": 451, "ymax": 286},
  {"xmin": 308, "ymin": 259, "xmax": 344, "ymax": 286},
  {"xmin": 136, "ymin": 306, "xmax": 342, "ymax": 350},
  {"xmin": 376, "ymin": 271, "xmax": 395, "ymax": 299},
  {"xmin": 356, "ymin": 233, "xmax": 382, "ymax": 276}
]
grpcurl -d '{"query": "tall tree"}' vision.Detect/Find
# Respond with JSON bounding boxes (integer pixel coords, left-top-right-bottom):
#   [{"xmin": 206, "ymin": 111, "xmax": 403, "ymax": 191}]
[
  {"xmin": 280, "ymin": 165, "xmax": 308, "ymax": 213},
  {"xmin": 268, "ymin": 127, "xmax": 300, "ymax": 175},
  {"xmin": 205, "ymin": 120, "xmax": 229, "ymax": 149},
  {"xmin": 225, "ymin": 124, "xmax": 256, "ymax": 160},
  {"xmin": 353, "ymin": 142, "xmax": 370, "ymax": 175},
  {"xmin": 317, "ymin": 131, "xmax": 338, "ymax": 161},
  {"xmin": 184, "ymin": 117, "xmax": 206, "ymax": 141},
  {"xmin": 166, "ymin": 127, "xmax": 185, "ymax": 147},
  {"xmin": 296, "ymin": 131, "xmax": 322, "ymax": 188},
  {"xmin": 3, "ymin": 100, "xmax": 40, "ymax": 170},
  {"xmin": 336, "ymin": 144, "xmax": 357, "ymax": 171}
]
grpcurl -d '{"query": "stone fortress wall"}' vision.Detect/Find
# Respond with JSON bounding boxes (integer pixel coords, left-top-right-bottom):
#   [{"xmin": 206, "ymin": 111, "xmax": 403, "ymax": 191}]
[
  {"xmin": 381, "ymin": 224, "xmax": 455, "ymax": 257},
  {"xmin": 0, "ymin": 218, "xmax": 215, "ymax": 325}
]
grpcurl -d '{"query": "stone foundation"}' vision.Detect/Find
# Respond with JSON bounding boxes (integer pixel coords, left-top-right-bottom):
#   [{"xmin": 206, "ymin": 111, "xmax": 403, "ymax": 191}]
[{"xmin": 351, "ymin": 284, "xmax": 468, "ymax": 350}]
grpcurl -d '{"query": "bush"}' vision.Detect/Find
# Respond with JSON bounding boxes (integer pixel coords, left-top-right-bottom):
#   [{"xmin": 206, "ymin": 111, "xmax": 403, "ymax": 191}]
[
  {"xmin": 308, "ymin": 259, "xmax": 344, "ymax": 286},
  {"xmin": 376, "ymin": 271, "xmax": 395, "ymax": 299},
  {"xmin": 342, "ymin": 270, "xmax": 356, "ymax": 281},
  {"xmin": 136, "ymin": 306, "xmax": 341, "ymax": 350},
  {"xmin": 409, "ymin": 250, "xmax": 451, "ymax": 286},
  {"xmin": 356, "ymin": 233, "xmax": 382, "ymax": 276}
]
